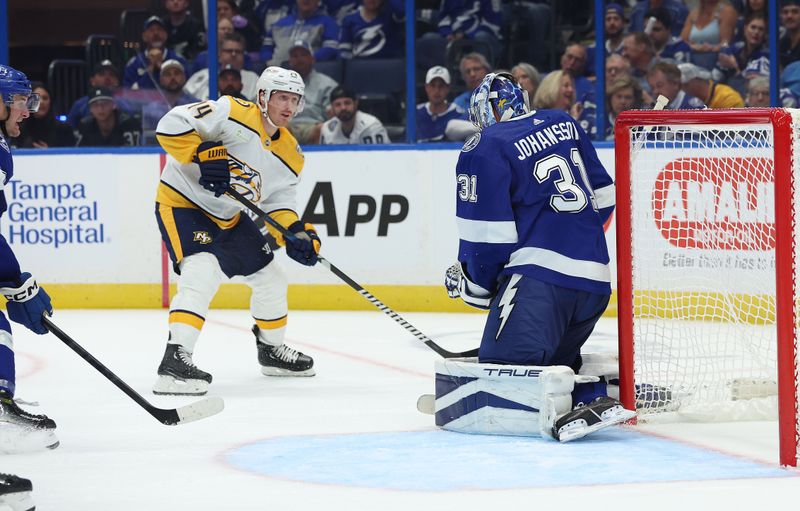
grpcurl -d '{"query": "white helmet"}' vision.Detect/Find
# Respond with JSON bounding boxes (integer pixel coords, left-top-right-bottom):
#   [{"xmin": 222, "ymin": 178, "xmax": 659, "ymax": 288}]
[{"xmin": 256, "ymin": 66, "xmax": 305, "ymax": 126}]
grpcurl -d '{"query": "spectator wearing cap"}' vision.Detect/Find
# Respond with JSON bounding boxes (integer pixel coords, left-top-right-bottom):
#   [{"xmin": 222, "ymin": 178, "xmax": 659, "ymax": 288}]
[
  {"xmin": 185, "ymin": 33, "xmax": 260, "ymax": 101},
  {"xmin": 630, "ymin": 0, "xmax": 689, "ymax": 37},
  {"xmin": 416, "ymin": 66, "xmax": 473, "ymax": 143},
  {"xmin": 453, "ymin": 52, "xmax": 492, "ymax": 111},
  {"xmin": 713, "ymin": 12, "xmax": 768, "ymax": 94},
  {"xmin": 781, "ymin": 0, "xmax": 800, "ymax": 69},
  {"xmin": 14, "ymin": 82, "xmax": 75, "ymax": 148},
  {"xmin": 76, "ymin": 87, "xmax": 142, "ymax": 147},
  {"xmin": 261, "ymin": 0, "xmax": 340, "ymax": 66},
  {"xmin": 287, "ymin": 39, "xmax": 338, "ymax": 144},
  {"xmin": 124, "ymin": 16, "xmax": 188, "ymax": 90},
  {"xmin": 586, "ymin": 3, "xmax": 628, "ymax": 78},
  {"xmin": 679, "ymin": 62, "xmax": 744, "ymax": 108},
  {"xmin": 320, "ymin": 86, "xmax": 390, "ymax": 144},
  {"xmin": 423, "ymin": 0, "xmax": 503, "ymax": 66},
  {"xmin": 647, "ymin": 61, "xmax": 706, "ymax": 109},
  {"xmin": 680, "ymin": 0, "xmax": 738, "ymax": 71},
  {"xmin": 68, "ymin": 60, "xmax": 137, "ymax": 129},
  {"xmin": 647, "ymin": 7, "xmax": 692, "ymax": 65},
  {"xmin": 339, "ymin": 0, "xmax": 404, "ymax": 59},
  {"xmin": 621, "ymin": 32, "xmax": 659, "ymax": 93},
  {"xmin": 163, "ymin": 0, "xmax": 207, "ymax": 61},
  {"xmin": 140, "ymin": 59, "xmax": 199, "ymax": 144},
  {"xmin": 218, "ymin": 65, "xmax": 246, "ymax": 100}
]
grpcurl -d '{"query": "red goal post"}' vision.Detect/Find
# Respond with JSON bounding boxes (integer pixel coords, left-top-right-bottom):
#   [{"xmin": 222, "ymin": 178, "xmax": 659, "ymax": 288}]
[{"xmin": 614, "ymin": 108, "xmax": 799, "ymax": 467}]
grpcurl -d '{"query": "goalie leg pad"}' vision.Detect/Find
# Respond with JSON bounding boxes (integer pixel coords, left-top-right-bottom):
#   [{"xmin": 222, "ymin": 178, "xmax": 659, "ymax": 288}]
[{"xmin": 431, "ymin": 358, "xmax": 574, "ymax": 438}]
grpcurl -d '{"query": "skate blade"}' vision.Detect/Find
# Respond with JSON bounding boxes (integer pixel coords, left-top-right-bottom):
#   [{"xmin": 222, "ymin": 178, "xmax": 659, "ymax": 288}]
[
  {"xmin": 0, "ymin": 423, "xmax": 59, "ymax": 454},
  {"xmin": 152, "ymin": 375, "xmax": 209, "ymax": 396},
  {"xmin": 557, "ymin": 408, "xmax": 636, "ymax": 443},
  {"xmin": 0, "ymin": 491, "xmax": 35, "ymax": 511},
  {"xmin": 260, "ymin": 366, "xmax": 316, "ymax": 377},
  {"xmin": 417, "ymin": 394, "xmax": 435, "ymax": 415}
]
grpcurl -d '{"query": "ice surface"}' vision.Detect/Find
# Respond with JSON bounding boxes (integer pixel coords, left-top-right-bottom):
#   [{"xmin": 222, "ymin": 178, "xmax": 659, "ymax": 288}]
[{"xmin": 4, "ymin": 311, "xmax": 799, "ymax": 509}]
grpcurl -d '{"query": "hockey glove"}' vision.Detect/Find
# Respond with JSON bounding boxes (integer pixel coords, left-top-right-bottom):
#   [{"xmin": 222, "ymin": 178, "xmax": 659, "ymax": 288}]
[
  {"xmin": 0, "ymin": 273, "xmax": 53, "ymax": 335},
  {"xmin": 284, "ymin": 221, "xmax": 321, "ymax": 266},
  {"xmin": 195, "ymin": 141, "xmax": 230, "ymax": 197},
  {"xmin": 444, "ymin": 262, "xmax": 493, "ymax": 310}
]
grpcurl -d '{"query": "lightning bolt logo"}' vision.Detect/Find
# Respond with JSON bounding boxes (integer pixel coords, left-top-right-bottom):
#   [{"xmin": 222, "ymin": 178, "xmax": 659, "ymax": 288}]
[{"xmin": 496, "ymin": 274, "xmax": 522, "ymax": 339}]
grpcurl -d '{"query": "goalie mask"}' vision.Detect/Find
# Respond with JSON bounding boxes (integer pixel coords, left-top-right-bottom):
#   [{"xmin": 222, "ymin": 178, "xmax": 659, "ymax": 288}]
[
  {"xmin": 468, "ymin": 72, "xmax": 529, "ymax": 130},
  {"xmin": 0, "ymin": 64, "xmax": 39, "ymax": 113},
  {"xmin": 255, "ymin": 66, "xmax": 305, "ymax": 127}
]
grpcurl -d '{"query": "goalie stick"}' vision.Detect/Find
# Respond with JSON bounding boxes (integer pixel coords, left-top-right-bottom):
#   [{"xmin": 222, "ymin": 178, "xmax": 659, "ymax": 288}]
[
  {"xmin": 225, "ymin": 188, "xmax": 479, "ymax": 359},
  {"xmin": 42, "ymin": 316, "xmax": 224, "ymax": 426}
]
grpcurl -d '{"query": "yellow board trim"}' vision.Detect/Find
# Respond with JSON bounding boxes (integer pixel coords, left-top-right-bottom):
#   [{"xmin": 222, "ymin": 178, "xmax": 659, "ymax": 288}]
[{"xmin": 255, "ymin": 316, "xmax": 288, "ymax": 330}]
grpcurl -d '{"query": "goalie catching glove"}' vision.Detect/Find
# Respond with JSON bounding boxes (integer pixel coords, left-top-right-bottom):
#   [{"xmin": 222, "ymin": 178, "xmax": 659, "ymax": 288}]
[
  {"xmin": 195, "ymin": 141, "xmax": 229, "ymax": 197},
  {"xmin": 444, "ymin": 262, "xmax": 493, "ymax": 309},
  {"xmin": 0, "ymin": 273, "xmax": 53, "ymax": 335},
  {"xmin": 284, "ymin": 221, "xmax": 321, "ymax": 266}
]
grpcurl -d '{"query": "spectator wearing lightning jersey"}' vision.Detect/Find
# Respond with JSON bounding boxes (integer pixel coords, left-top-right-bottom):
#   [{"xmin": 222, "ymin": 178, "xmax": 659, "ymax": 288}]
[
  {"xmin": 416, "ymin": 66, "xmax": 474, "ymax": 142},
  {"xmin": 646, "ymin": 7, "xmax": 693, "ymax": 65},
  {"xmin": 319, "ymin": 86, "xmax": 390, "ymax": 144},
  {"xmin": 339, "ymin": 0, "xmax": 404, "ymax": 59},
  {"xmin": 260, "ymin": 0, "xmax": 340, "ymax": 66},
  {"xmin": 586, "ymin": 3, "xmax": 627, "ymax": 78},
  {"xmin": 425, "ymin": 0, "xmax": 503, "ymax": 65}
]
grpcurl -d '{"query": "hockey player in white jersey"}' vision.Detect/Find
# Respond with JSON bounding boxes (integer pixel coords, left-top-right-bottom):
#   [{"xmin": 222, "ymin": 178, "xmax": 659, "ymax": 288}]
[
  {"xmin": 152, "ymin": 66, "xmax": 321, "ymax": 395},
  {"xmin": 319, "ymin": 86, "xmax": 390, "ymax": 144}
]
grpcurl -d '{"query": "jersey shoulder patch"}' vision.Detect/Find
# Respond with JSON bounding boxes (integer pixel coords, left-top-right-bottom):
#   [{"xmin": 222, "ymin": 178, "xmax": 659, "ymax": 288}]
[{"xmin": 461, "ymin": 132, "xmax": 481, "ymax": 152}]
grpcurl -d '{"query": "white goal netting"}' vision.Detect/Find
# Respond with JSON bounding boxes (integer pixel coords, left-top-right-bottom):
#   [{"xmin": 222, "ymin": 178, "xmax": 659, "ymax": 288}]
[{"xmin": 619, "ymin": 114, "xmax": 800, "ymax": 466}]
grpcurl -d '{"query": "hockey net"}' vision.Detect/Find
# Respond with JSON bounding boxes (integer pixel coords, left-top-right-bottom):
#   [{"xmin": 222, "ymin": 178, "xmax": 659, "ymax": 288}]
[{"xmin": 614, "ymin": 109, "xmax": 800, "ymax": 466}]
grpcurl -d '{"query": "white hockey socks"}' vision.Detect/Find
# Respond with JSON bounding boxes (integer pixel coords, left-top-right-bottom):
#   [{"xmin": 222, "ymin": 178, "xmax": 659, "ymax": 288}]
[
  {"xmin": 168, "ymin": 253, "xmax": 224, "ymax": 353},
  {"xmin": 244, "ymin": 262, "xmax": 288, "ymax": 347}
]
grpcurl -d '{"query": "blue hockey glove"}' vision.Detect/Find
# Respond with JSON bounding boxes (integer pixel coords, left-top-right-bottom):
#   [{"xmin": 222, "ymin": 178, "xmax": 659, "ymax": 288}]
[
  {"xmin": 444, "ymin": 262, "xmax": 493, "ymax": 310},
  {"xmin": 0, "ymin": 273, "xmax": 53, "ymax": 335},
  {"xmin": 195, "ymin": 141, "xmax": 230, "ymax": 197},
  {"xmin": 284, "ymin": 221, "xmax": 321, "ymax": 266}
]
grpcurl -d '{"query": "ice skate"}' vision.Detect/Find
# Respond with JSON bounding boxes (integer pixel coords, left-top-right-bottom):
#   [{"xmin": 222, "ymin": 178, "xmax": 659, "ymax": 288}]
[
  {"xmin": 553, "ymin": 396, "xmax": 636, "ymax": 442},
  {"xmin": 253, "ymin": 326, "xmax": 315, "ymax": 377},
  {"xmin": 0, "ymin": 392, "xmax": 59, "ymax": 454},
  {"xmin": 0, "ymin": 473, "xmax": 34, "ymax": 511},
  {"xmin": 153, "ymin": 344, "xmax": 212, "ymax": 395}
]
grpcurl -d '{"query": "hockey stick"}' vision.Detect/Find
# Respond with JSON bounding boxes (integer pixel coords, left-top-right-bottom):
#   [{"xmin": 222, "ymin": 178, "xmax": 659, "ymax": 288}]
[
  {"xmin": 42, "ymin": 316, "xmax": 224, "ymax": 425},
  {"xmin": 225, "ymin": 188, "xmax": 479, "ymax": 359}
]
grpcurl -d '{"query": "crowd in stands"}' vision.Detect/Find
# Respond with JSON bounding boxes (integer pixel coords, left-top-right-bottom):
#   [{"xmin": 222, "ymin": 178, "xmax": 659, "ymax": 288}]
[{"xmin": 9, "ymin": 0, "xmax": 800, "ymax": 148}]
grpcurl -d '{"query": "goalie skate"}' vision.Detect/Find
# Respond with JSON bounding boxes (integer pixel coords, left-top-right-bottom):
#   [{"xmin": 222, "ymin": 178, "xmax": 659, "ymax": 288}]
[
  {"xmin": 553, "ymin": 396, "xmax": 636, "ymax": 443},
  {"xmin": 0, "ymin": 473, "xmax": 34, "ymax": 511},
  {"xmin": 153, "ymin": 344, "xmax": 212, "ymax": 396},
  {"xmin": 0, "ymin": 393, "xmax": 59, "ymax": 454},
  {"xmin": 254, "ymin": 326, "xmax": 315, "ymax": 377}
]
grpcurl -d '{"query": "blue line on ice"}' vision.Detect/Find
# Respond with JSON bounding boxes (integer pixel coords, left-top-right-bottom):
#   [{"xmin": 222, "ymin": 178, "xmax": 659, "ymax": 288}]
[{"xmin": 225, "ymin": 428, "xmax": 793, "ymax": 491}]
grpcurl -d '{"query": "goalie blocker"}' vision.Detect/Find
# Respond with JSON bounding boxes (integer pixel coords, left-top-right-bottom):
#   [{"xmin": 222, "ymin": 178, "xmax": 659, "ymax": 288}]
[{"xmin": 424, "ymin": 356, "xmax": 635, "ymax": 442}]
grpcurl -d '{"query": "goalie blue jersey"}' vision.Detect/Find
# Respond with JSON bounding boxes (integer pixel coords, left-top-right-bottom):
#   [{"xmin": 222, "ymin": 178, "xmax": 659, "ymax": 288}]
[{"xmin": 455, "ymin": 109, "xmax": 614, "ymax": 296}]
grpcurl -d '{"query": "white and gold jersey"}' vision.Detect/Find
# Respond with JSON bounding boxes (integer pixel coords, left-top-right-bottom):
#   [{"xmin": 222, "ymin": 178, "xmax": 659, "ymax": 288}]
[
  {"xmin": 319, "ymin": 111, "xmax": 390, "ymax": 145},
  {"xmin": 156, "ymin": 96, "xmax": 304, "ymax": 234}
]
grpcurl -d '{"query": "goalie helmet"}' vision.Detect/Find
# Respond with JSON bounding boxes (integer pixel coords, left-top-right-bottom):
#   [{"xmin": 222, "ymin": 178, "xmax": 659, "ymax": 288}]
[
  {"xmin": 468, "ymin": 72, "xmax": 529, "ymax": 130},
  {"xmin": 0, "ymin": 64, "xmax": 39, "ymax": 113},
  {"xmin": 255, "ymin": 66, "xmax": 305, "ymax": 122}
]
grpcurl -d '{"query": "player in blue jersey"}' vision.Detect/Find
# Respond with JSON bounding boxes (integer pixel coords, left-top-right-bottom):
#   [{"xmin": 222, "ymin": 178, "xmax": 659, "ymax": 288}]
[
  {"xmin": 443, "ymin": 72, "xmax": 635, "ymax": 442},
  {"xmin": 0, "ymin": 63, "xmax": 58, "ymax": 509}
]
